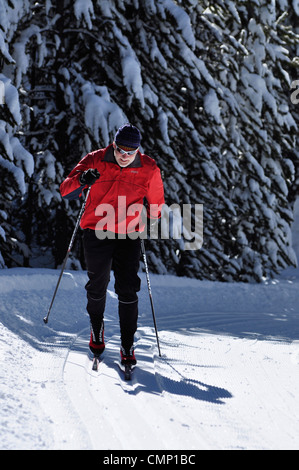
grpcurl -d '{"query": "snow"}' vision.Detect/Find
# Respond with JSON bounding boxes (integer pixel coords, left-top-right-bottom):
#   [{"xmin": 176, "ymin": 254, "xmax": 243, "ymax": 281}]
[
  {"xmin": 0, "ymin": 154, "xmax": 27, "ymax": 194},
  {"xmin": 81, "ymin": 82, "xmax": 126, "ymax": 146},
  {"xmin": 1, "ymin": 0, "xmax": 299, "ymax": 450},
  {"xmin": 2, "ymin": 185, "xmax": 299, "ymax": 452},
  {"xmin": 0, "ymin": 34, "xmax": 14, "ymax": 64},
  {"xmin": 73, "ymin": 0, "xmax": 94, "ymax": 30},
  {"xmin": 1, "ymin": 252, "xmax": 299, "ymax": 450},
  {"xmin": 13, "ymin": 25, "xmax": 42, "ymax": 88},
  {"xmin": 162, "ymin": 0, "xmax": 195, "ymax": 49},
  {"xmin": 11, "ymin": 136, "xmax": 34, "ymax": 178},
  {"xmin": 293, "ymin": 0, "xmax": 299, "ymax": 15},
  {"xmin": 204, "ymin": 89, "xmax": 221, "ymax": 124},
  {"xmin": 157, "ymin": 107, "xmax": 170, "ymax": 145},
  {"xmin": 0, "ymin": 74, "xmax": 21, "ymax": 125}
]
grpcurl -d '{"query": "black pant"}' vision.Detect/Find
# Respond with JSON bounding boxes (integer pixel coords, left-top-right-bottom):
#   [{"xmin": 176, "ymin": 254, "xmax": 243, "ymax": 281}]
[{"xmin": 83, "ymin": 230, "xmax": 141, "ymax": 350}]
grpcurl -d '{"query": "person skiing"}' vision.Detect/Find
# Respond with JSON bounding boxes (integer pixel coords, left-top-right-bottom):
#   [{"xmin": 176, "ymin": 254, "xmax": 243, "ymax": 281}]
[{"xmin": 60, "ymin": 123, "xmax": 165, "ymax": 366}]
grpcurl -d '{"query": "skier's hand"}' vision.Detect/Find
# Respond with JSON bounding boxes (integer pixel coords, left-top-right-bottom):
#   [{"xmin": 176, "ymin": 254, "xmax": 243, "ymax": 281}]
[{"xmin": 79, "ymin": 168, "xmax": 100, "ymax": 186}]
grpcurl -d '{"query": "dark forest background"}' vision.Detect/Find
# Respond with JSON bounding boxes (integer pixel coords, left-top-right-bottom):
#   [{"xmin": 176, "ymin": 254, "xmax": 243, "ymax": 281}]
[{"xmin": 0, "ymin": 0, "xmax": 299, "ymax": 282}]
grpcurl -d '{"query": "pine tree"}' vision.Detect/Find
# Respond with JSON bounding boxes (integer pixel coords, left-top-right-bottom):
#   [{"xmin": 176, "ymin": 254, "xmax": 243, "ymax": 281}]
[
  {"xmin": 1, "ymin": 0, "xmax": 298, "ymax": 283},
  {"xmin": 220, "ymin": 0, "xmax": 299, "ymax": 280},
  {"xmin": 282, "ymin": 0, "xmax": 299, "ymax": 204},
  {"xmin": 173, "ymin": 0, "xmax": 299, "ymax": 281},
  {"xmin": 0, "ymin": 1, "xmax": 34, "ymax": 267}
]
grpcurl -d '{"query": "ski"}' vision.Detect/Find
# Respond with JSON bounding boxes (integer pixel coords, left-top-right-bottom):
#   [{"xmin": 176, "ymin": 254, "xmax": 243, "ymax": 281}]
[
  {"xmin": 91, "ymin": 354, "xmax": 102, "ymax": 371},
  {"xmin": 124, "ymin": 364, "xmax": 132, "ymax": 381}
]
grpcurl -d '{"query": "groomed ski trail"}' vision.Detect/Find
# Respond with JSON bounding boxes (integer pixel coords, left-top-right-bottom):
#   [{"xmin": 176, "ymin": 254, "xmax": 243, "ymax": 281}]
[
  {"xmin": 32, "ymin": 321, "xmax": 299, "ymax": 450},
  {"xmin": 63, "ymin": 328, "xmax": 210, "ymax": 450},
  {"xmin": 2, "ymin": 268, "xmax": 299, "ymax": 450}
]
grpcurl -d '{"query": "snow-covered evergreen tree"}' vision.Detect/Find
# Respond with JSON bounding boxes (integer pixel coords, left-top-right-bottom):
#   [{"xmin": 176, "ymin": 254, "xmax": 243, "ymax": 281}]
[
  {"xmin": 0, "ymin": 1, "xmax": 34, "ymax": 267},
  {"xmin": 283, "ymin": 0, "xmax": 299, "ymax": 203},
  {"xmin": 165, "ymin": 0, "xmax": 299, "ymax": 281},
  {"xmin": 0, "ymin": 0, "xmax": 298, "ymax": 282},
  {"xmin": 179, "ymin": 0, "xmax": 299, "ymax": 281}
]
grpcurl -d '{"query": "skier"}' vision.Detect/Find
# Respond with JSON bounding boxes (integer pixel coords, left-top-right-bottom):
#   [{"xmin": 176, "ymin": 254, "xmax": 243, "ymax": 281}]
[{"xmin": 60, "ymin": 123, "xmax": 164, "ymax": 367}]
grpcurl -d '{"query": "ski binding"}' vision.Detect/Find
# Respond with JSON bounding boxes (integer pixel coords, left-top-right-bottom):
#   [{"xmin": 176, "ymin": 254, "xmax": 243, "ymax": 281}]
[
  {"xmin": 118, "ymin": 362, "xmax": 135, "ymax": 381},
  {"xmin": 124, "ymin": 364, "xmax": 132, "ymax": 380}
]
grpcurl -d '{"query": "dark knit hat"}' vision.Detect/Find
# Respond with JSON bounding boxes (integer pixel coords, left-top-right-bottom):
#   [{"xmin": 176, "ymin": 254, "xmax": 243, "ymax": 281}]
[{"xmin": 114, "ymin": 123, "xmax": 141, "ymax": 149}]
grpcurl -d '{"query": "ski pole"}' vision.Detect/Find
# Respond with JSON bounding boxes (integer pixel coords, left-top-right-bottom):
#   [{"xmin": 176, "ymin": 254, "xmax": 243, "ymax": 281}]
[
  {"xmin": 43, "ymin": 186, "xmax": 91, "ymax": 324},
  {"xmin": 141, "ymin": 238, "xmax": 161, "ymax": 357}
]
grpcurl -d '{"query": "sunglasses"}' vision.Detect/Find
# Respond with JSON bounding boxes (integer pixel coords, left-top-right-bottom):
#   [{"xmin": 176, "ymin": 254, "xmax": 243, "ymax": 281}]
[{"xmin": 115, "ymin": 145, "xmax": 138, "ymax": 156}]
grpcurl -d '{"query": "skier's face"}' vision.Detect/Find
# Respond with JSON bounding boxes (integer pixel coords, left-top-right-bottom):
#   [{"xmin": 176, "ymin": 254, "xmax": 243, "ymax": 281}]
[{"xmin": 113, "ymin": 143, "xmax": 138, "ymax": 167}]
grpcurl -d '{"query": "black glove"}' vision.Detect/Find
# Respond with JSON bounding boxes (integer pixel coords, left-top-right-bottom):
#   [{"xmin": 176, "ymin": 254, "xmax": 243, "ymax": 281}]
[{"xmin": 79, "ymin": 168, "xmax": 100, "ymax": 186}]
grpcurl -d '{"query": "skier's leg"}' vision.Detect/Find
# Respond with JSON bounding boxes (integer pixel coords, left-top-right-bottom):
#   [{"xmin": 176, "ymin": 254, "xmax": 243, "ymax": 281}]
[
  {"xmin": 113, "ymin": 236, "xmax": 141, "ymax": 359},
  {"xmin": 118, "ymin": 298, "xmax": 138, "ymax": 353},
  {"xmin": 83, "ymin": 230, "xmax": 114, "ymax": 353}
]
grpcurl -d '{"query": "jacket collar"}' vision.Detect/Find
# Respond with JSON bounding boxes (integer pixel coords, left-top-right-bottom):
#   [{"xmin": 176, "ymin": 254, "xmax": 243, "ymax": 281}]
[{"xmin": 104, "ymin": 144, "xmax": 142, "ymax": 168}]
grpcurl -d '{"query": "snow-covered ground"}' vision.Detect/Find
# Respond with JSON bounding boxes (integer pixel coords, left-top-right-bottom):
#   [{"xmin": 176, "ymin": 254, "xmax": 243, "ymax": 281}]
[
  {"xmin": 1, "ymin": 258, "xmax": 299, "ymax": 450},
  {"xmin": 1, "ymin": 198, "xmax": 299, "ymax": 451}
]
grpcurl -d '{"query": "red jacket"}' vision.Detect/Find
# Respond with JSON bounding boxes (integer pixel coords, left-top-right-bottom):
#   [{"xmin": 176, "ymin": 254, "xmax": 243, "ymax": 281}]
[{"xmin": 60, "ymin": 144, "xmax": 165, "ymax": 234}]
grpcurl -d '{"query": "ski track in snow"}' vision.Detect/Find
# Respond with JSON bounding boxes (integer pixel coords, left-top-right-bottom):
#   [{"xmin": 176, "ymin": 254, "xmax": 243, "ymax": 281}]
[{"xmin": 1, "ymin": 267, "xmax": 299, "ymax": 450}]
